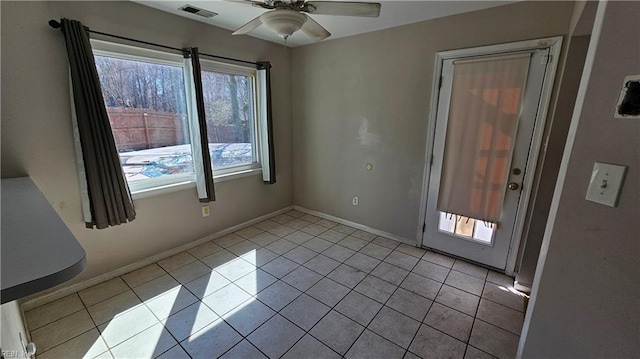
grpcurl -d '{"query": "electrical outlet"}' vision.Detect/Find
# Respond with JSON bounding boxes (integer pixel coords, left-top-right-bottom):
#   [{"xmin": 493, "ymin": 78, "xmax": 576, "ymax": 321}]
[
  {"xmin": 352, "ymin": 196, "xmax": 359, "ymax": 206},
  {"xmin": 202, "ymin": 205, "xmax": 210, "ymax": 217}
]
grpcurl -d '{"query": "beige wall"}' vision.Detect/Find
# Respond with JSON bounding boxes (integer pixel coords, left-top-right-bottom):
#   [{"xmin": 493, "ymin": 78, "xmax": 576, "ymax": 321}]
[
  {"xmin": 291, "ymin": 1, "xmax": 575, "ymax": 241},
  {"xmin": 1, "ymin": 1, "xmax": 292, "ymax": 286},
  {"xmin": 520, "ymin": 1, "xmax": 640, "ymax": 356},
  {"xmin": 515, "ymin": 0, "xmax": 597, "ymax": 289},
  {"xmin": 516, "ymin": 34, "xmax": 591, "ymax": 287}
]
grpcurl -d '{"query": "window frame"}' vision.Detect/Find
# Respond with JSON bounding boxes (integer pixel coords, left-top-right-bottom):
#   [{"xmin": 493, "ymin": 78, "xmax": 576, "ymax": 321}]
[
  {"xmin": 90, "ymin": 40, "xmax": 264, "ymax": 197},
  {"xmin": 198, "ymin": 59, "xmax": 262, "ymax": 177}
]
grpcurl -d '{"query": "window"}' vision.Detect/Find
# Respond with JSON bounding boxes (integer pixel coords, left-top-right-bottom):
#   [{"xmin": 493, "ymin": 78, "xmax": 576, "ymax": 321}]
[
  {"xmin": 94, "ymin": 52, "xmax": 194, "ymax": 191},
  {"xmin": 200, "ymin": 62, "xmax": 260, "ymax": 175},
  {"xmin": 91, "ymin": 41, "xmax": 266, "ymax": 195}
]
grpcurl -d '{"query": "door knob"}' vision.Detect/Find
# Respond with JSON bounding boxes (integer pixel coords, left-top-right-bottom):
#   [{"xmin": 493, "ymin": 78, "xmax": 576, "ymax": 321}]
[{"xmin": 508, "ymin": 182, "xmax": 519, "ymax": 190}]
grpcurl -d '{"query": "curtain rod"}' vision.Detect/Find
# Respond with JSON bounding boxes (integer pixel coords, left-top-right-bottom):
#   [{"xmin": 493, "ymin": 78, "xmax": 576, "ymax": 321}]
[{"xmin": 48, "ymin": 19, "xmax": 259, "ymax": 67}]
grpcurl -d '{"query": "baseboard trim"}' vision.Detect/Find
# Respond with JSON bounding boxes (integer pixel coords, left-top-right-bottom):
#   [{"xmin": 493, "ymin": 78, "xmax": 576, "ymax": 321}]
[
  {"xmin": 514, "ymin": 281, "xmax": 532, "ymax": 294},
  {"xmin": 22, "ymin": 205, "xmax": 415, "ymax": 311},
  {"xmin": 21, "ymin": 206, "xmax": 293, "ymax": 312},
  {"xmin": 292, "ymin": 206, "xmax": 418, "ymax": 247}
]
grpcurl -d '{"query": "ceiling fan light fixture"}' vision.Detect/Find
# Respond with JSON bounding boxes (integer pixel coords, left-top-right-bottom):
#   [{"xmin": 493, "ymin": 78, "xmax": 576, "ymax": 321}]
[{"xmin": 260, "ymin": 9, "xmax": 307, "ymax": 40}]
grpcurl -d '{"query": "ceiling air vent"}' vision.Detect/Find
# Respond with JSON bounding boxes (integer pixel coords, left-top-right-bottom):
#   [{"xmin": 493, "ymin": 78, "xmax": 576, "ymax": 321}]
[{"xmin": 179, "ymin": 4, "xmax": 217, "ymax": 18}]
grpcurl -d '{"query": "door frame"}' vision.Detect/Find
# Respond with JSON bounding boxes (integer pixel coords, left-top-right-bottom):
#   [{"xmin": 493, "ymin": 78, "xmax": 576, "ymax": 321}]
[{"xmin": 417, "ymin": 37, "xmax": 563, "ymax": 275}]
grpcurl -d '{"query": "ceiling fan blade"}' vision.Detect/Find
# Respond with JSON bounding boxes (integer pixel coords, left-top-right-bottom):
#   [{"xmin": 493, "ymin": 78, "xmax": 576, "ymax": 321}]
[
  {"xmin": 232, "ymin": 16, "xmax": 263, "ymax": 35},
  {"xmin": 225, "ymin": 0, "xmax": 276, "ymax": 10},
  {"xmin": 301, "ymin": 14, "xmax": 331, "ymax": 42},
  {"xmin": 304, "ymin": 1, "xmax": 381, "ymax": 17}
]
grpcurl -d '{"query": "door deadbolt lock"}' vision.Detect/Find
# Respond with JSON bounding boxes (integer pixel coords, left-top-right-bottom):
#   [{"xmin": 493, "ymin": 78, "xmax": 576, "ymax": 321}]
[
  {"xmin": 508, "ymin": 182, "xmax": 520, "ymax": 190},
  {"xmin": 512, "ymin": 168, "xmax": 522, "ymax": 175}
]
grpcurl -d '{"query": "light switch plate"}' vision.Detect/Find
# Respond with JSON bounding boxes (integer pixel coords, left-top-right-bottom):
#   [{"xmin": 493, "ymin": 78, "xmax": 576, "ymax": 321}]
[{"xmin": 585, "ymin": 162, "xmax": 627, "ymax": 207}]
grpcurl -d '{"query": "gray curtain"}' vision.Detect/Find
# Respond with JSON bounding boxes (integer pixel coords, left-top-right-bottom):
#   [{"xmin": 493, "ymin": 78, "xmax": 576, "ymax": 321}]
[
  {"xmin": 257, "ymin": 61, "xmax": 276, "ymax": 184},
  {"xmin": 60, "ymin": 18, "xmax": 135, "ymax": 229},
  {"xmin": 184, "ymin": 47, "xmax": 216, "ymax": 202}
]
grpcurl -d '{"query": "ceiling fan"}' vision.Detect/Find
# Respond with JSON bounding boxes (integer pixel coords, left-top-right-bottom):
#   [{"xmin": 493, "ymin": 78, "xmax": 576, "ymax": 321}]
[{"xmin": 231, "ymin": 0, "xmax": 382, "ymax": 42}]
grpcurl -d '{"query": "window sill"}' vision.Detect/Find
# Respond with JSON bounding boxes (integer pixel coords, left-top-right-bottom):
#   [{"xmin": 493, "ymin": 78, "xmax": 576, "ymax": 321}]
[
  {"xmin": 131, "ymin": 180, "xmax": 196, "ymax": 200},
  {"xmin": 130, "ymin": 168, "xmax": 263, "ymax": 200},
  {"xmin": 214, "ymin": 167, "xmax": 263, "ymax": 183}
]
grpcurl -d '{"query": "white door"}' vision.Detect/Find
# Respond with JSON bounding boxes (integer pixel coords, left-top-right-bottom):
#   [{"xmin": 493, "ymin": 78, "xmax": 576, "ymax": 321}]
[{"xmin": 422, "ymin": 46, "xmax": 551, "ymax": 270}]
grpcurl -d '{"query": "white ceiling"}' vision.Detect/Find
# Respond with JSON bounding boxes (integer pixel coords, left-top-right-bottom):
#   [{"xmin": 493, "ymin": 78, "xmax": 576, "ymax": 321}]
[{"xmin": 134, "ymin": 1, "xmax": 515, "ymax": 47}]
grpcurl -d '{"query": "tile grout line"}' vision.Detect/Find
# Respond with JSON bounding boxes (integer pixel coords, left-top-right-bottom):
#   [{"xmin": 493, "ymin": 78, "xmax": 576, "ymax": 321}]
[
  {"xmin": 271, "ymin": 224, "xmax": 372, "ymax": 358},
  {"xmin": 36, "ymin": 264, "xmax": 172, "ymax": 359},
  {"xmin": 321, "ymin": 256, "xmax": 486, "ymax": 359},
  {"xmin": 28, "ymin": 211, "xmax": 520, "ymax": 359},
  {"xmin": 23, "ymin": 294, "xmax": 86, "ymax": 332},
  {"xmin": 155, "ymin": 253, "xmax": 261, "ymax": 358},
  {"xmin": 129, "ymin": 267, "xmax": 206, "ymax": 359},
  {"xmin": 404, "ymin": 257, "xmax": 514, "ymax": 358},
  {"xmin": 30, "ymin": 309, "xmax": 99, "ymax": 358},
  {"xmin": 183, "ymin": 219, "xmax": 348, "ymax": 358},
  {"xmin": 419, "ymin": 260, "xmax": 498, "ymax": 356},
  {"xmin": 430, "ymin": 268, "xmax": 526, "ymax": 320},
  {"xmin": 461, "ymin": 262, "xmax": 490, "ymax": 359},
  {"xmin": 403, "ymin": 254, "xmax": 447, "ymax": 358},
  {"xmin": 27, "ymin": 213, "xmax": 319, "ymax": 358},
  {"xmin": 306, "ymin": 234, "xmax": 397, "ymax": 353},
  {"xmin": 34, "ymin": 283, "xmax": 125, "ymax": 358},
  {"xmin": 240, "ymin": 221, "xmax": 386, "ymax": 358},
  {"xmin": 114, "ymin": 266, "xmax": 185, "ymax": 359},
  {"xmin": 341, "ymin": 248, "xmax": 427, "ymax": 358},
  {"xmin": 403, "ymin": 262, "xmax": 447, "ymax": 358},
  {"xmin": 168, "ymin": 250, "xmax": 270, "ymax": 358},
  {"xmin": 35, "ymin": 238, "xmax": 442, "ymax": 359},
  {"xmin": 215, "ymin": 223, "xmax": 367, "ymax": 357}
]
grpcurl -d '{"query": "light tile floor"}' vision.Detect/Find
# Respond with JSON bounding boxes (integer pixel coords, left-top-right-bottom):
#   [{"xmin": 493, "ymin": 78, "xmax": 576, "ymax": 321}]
[{"xmin": 27, "ymin": 210, "xmax": 527, "ymax": 359}]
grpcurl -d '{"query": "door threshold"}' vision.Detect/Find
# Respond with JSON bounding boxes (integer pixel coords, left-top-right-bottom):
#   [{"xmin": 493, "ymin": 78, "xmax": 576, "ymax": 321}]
[{"xmin": 421, "ymin": 245, "xmax": 509, "ymax": 276}]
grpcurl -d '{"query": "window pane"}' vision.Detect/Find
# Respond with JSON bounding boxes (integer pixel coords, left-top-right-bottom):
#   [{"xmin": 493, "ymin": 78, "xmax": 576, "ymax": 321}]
[
  {"xmin": 94, "ymin": 55, "xmax": 193, "ymax": 182},
  {"xmin": 473, "ymin": 221, "xmax": 495, "ymax": 243},
  {"xmin": 454, "ymin": 216, "xmax": 475, "ymax": 238},
  {"xmin": 438, "ymin": 212, "xmax": 455, "ymax": 232},
  {"xmin": 201, "ymin": 70, "xmax": 256, "ymax": 169}
]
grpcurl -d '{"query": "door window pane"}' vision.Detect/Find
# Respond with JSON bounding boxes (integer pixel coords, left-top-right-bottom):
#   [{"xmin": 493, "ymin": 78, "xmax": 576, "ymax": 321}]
[
  {"xmin": 94, "ymin": 55, "xmax": 193, "ymax": 183},
  {"xmin": 438, "ymin": 212, "xmax": 455, "ymax": 232},
  {"xmin": 473, "ymin": 221, "xmax": 495, "ymax": 243},
  {"xmin": 454, "ymin": 217, "xmax": 475, "ymax": 237},
  {"xmin": 438, "ymin": 212, "xmax": 495, "ymax": 244}
]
